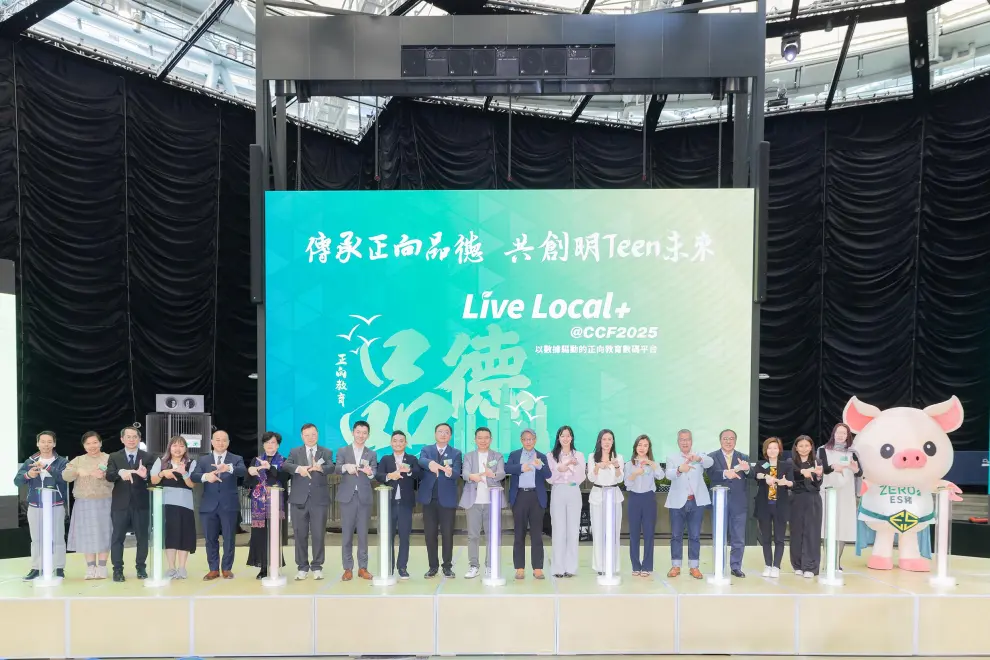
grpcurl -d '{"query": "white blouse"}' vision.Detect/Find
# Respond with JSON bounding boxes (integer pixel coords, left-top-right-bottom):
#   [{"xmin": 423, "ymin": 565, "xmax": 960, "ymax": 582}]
[{"xmin": 587, "ymin": 453, "xmax": 625, "ymax": 504}]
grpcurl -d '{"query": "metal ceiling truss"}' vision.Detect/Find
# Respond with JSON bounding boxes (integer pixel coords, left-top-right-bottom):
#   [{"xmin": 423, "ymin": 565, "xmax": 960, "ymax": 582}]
[
  {"xmin": 156, "ymin": 0, "xmax": 234, "ymax": 80},
  {"xmin": 0, "ymin": 0, "xmax": 75, "ymax": 37}
]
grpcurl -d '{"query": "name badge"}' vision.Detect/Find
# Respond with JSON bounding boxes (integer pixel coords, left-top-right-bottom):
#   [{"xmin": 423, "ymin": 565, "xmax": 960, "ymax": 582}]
[
  {"xmin": 763, "ymin": 462, "xmax": 770, "ymax": 469},
  {"xmin": 487, "ymin": 460, "xmax": 497, "ymax": 468},
  {"xmin": 361, "ymin": 459, "xmax": 369, "ymax": 467},
  {"xmin": 840, "ymin": 455, "xmax": 850, "ymax": 464},
  {"xmin": 443, "ymin": 459, "xmax": 452, "ymax": 467},
  {"xmin": 317, "ymin": 458, "xmax": 325, "ymax": 466}
]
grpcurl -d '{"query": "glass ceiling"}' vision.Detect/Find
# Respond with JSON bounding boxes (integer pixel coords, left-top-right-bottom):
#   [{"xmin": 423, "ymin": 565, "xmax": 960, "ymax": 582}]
[{"xmin": 5, "ymin": 0, "xmax": 990, "ymax": 139}]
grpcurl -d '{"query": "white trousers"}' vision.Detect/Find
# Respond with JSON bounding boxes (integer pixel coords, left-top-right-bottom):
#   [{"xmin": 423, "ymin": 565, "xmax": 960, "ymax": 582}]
[
  {"xmin": 590, "ymin": 499, "xmax": 622, "ymax": 573},
  {"xmin": 549, "ymin": 484, "xmax": 582, "ymax": 575}
]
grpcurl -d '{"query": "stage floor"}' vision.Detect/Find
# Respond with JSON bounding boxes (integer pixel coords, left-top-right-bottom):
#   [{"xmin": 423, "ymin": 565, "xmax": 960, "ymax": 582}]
[{"xmin": 2, "ymin": 541, "xmax": 990, "ymax": 658}]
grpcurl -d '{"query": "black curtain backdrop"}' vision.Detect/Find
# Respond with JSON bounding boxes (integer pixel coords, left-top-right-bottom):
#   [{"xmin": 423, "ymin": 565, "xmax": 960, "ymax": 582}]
[{"xmin": 1, "ymin": 37, "xmax": 988, "ymax": 462}]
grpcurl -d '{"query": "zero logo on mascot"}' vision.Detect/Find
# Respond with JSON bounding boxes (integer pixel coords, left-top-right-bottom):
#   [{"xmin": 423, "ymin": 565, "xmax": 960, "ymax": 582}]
[{"xmin": 843, "ymin": 395, "xmax": 964, "ymax": 572}]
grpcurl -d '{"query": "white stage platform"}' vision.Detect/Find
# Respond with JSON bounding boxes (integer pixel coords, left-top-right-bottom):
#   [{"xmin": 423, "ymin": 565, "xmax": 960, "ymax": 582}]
[{"xmin": 2, "ymin": 542, "xmax": 989, "ymax": 658}]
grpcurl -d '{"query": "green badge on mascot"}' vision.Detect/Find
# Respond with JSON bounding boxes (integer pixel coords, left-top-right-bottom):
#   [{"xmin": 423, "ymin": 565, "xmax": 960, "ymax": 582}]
[{"xmin": 843, "ymin": 395, "xmax": 964, "ymax": 572}]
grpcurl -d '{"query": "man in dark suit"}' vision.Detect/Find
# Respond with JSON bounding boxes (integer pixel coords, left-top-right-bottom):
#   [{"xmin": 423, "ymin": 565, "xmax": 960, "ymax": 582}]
[
  {"xmin": 706, "ymin": 428, "xmax": 752, "ymax": 578},
  {"xmin": 417, "ymin": 422, "xmax": 462, "ymax": 578},
  {"xmin": 105, "ymin": 426, "xmax": 155, "ymax": 582},
  {"xmin": 375, "ymin": 430, "xmax": 421, "ymax": 579},
  {"xmin": 335, "ymin": 420, "xmax": 378, "ymax": 581},
  {"xmin": 282, "ymin": 422, "xmax": 334, "ymax": 580},
  {"xmin": 192, "ymin": 429, "xmax": 246, "ymax": 580},
  {"xmin": 505, "ymin": 428, "xmax": 553, "ymax": 580}
]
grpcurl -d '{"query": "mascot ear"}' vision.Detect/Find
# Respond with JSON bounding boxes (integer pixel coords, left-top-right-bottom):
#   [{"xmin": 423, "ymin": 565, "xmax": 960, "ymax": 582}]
[
  {"xmin": 923, "ymin": 396, "xmax": 964, "ymax": 433},
  {"xmin": 843, "ymin": 397, "xmax": 882, "ymax": 434}
]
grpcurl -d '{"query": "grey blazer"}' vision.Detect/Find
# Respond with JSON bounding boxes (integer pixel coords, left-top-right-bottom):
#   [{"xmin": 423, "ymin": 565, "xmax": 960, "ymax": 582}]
[
  {"xmin": 335, "ymin": 444, "xmax": 379, "ymax": 505},
  {"xmin": 282, "ymin": 445, "xmax": 335, "ymax": 507},
  {"xmin": 458, "ymin": 449, "xmax": 507, "ymax": 509}
]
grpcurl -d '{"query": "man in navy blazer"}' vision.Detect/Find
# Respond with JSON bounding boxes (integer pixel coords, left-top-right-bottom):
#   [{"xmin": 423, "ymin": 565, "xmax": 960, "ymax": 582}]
[
  {"xmin": 418, "ymin": 422, "xmax": 462, "ymax": 578},
  {"xmin": 504, "ymin": 429, "xmax": 552, "ymax": 579},
  {"xmin": 375, "ymin": 430, "xmax": 421, "ymax": 579},
  {"xmin": 706, "ymin": 428, "xmax": 752, "ymax": 578},
  {"xmin": 193, "ymin": 430, "xmax": 246, "ymax": 580}
]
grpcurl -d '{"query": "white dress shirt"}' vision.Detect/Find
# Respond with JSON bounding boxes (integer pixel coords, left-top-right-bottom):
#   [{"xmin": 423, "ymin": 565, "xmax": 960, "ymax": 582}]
[
  {"xmin": 475, "ymin": 451, "xmax": 490, "ymax": 505},
  {"xmin": 392, "ymin": 452, "xmax": 404, "ymax": 500}
]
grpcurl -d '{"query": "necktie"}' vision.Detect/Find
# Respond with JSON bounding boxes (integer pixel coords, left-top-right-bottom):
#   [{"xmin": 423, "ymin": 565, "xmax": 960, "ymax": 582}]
[
  {"xmin": 128, "ymin": 454, "xmax": 135, "ymax": 467},
  {"xmin": 308, "ymin": 448, "xmax": 314, "ymax": 466}
]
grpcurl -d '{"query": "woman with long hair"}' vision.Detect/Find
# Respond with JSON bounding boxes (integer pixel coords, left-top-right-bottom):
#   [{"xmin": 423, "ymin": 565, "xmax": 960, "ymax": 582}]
[
  {"xmin": 754, "ymin": 436, "xmax": 792, "ymax": 577},
  {"xmin": 587, "ymin": 429, "xmax": 624, "ymax": 576},
  {"xmin": 546, "ymin": 425, "xmax": 585, "ymax": 578},
  {"xmin": 818, "ymin": 422, "xmax": 861, "ymax": 570},
  {"xmin": 150, "ymin": 435, "xmax": 196, "ymax": 579},
  {"xmin": 63, "ymin": 431, "xmax": 114, "ymax": 579},
  {"xmin": 789, "ymin": 434, "xmax": 823, "ymax": 578},
  {"xmin": 245, "ymin": 431, "xmax": 289, "ymax": 579},
  {"xmin": 624, "ymin": 434, "xmax": 661, "ymax": 577}
]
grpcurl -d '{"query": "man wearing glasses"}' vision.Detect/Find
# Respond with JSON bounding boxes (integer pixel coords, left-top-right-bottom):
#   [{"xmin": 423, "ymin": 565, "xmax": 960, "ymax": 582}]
[{"xmin": 418, "ymin": 422, "xmax": 462, "ymax": 578}]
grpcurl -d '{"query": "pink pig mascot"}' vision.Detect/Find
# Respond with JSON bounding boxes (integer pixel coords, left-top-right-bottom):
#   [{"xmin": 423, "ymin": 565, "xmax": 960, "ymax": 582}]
[{"xmin": 843, "ymin": 395, "xmax": 964, "ymax": 572}]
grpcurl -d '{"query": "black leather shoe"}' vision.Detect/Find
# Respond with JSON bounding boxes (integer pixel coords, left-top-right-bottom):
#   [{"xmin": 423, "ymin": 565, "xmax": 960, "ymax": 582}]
[
  {"xmin": 136, "ymin": 568, "xmax": 148, "ymax": 580},
  {"xmin": 424, "ymin": 568, "xmax": 438, "ymax": 579},
  {"xmin": 256, "ymin": 570, "xmax": 267, "ymax": 580},
  {"xmin": 23, "ymin": 569, "xmax": 39, "ymax": 581},
  {"xmin": 442, "ymin": 568, "xmax": 455, "ymax": 578},
  {"xmin": 113, "ymin": 570, "xmax": 125, "ymax": 582},
  {"xmin": 731, "ymin": 569, "xmax": 746, "ymax": 578},
  {"xmin": 398, "ymin": 569, "xmax": 410, "ymax": 580},
  {"xmin": 55, "ymin": 569, "xmax": 65, "ymax": 578}
]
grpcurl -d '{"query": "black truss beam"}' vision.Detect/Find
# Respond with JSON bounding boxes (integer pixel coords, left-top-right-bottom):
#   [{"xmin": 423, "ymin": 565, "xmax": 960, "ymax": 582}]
[
  {"xmin": 0, "ymin": 0, "xmax": 72, "ymax": 37},
  {"xmin": 157, "ymin": 0, "xmax": 234, "ymax": 81},
  {"xmin": 643, "ymin": 93, "xmax": 667, "ymax": 133},
  {"xmin": 768, "ymin": 0, "xmax": 953, "ymax": 39},
  {"xmin": 825, "ymin": 16, "xmax": 857, "ymax": 110},
  {"xmin": 389, "ymin": 0, "xmax": 420, "ymax": 14},
  {"xmin": 569, "ymin": 95, "xmax": 592, "ymax": 122},
  {"xmin": 789, "ymin": 0, "xmax": 799, "ymax": 20},
  {"xmin": 906, "ymin": 1, "xmax": 931, "ymax": 102},
  {"xmin": 581, "ymin": 0, "xmax": 596, "ymax": 13},
  {"xmin": 483, "ymin": 96, "xmax": 493, "ymax": 111}
]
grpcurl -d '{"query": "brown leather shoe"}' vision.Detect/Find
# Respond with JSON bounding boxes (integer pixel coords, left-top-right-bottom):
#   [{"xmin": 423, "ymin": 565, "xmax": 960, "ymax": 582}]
[
  {"xmin": 357, "ymin": 568, "xmax": 373, "ymax": 580},
  {"xmin": 515, "ymin": 569, "xmax": 525, "ymax": 580},
  {"xmin": 533, "ymin": 569, "xmax": 545, "ymax": 580},
  {"xmin": 222, "ymin": 570, "xmax": 234, "ymax": 579},
  {"xmin": 689, "ymin": 568, "xmax": 703, "ymax": 580},
  {"xmin": 667, "ymin": 566, "xmax": 681, "ymax": 578},
  {"xmin": 203, "ymin": 571, "xmax": 220, "ymax": 581},
  {"xmin": 342, "ymin": 569, "xmax": 353, "ymax": 581}
]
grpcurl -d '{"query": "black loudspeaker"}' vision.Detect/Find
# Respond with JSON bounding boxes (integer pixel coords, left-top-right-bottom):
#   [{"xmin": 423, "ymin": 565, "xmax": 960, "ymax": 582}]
[
  {"xmin": 249, "ymin": 144, "xmax": 265, "ymax": 304},
  {"xmin": 590, "ymin": 46, "xmax": 615, "ymax": 75},
  {"xmin": 544, "ymin": 47, "xmax": 566, "ymax": 75},
  {"xmin": 753, "ymin": 140, "xmax": 769, "ymax": 303},
  {"xmin": 496, "ymin": 48, "xmax": 519, "ymax": 77},
  {"xmin": 473, "ymin": 48, "xmax": 496, "ymax": 76},
  {"xmin": 951, "ymin": 520, "xmax": 990, "ymax": 558},
  {"xmin": 448, "ymin": 49, "xmax": 472, "ymax": 76},
  {"xmin": 425, "ymin": 49, "xmax": 448, "ymax": 77},
  {"xmin": 567, "ymin": 47, "xmax": 591, "ymax": 77},
  {"xmin": 401, "ymin": 48, "xmax": 425, "ymax": 77},
  {"xmin": 519, "ymin": 47, "xmax": 543, "ymax": 76}
]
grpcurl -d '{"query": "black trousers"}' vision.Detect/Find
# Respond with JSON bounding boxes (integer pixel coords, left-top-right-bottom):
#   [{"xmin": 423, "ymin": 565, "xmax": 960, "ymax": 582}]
[
  {"xmin": 110, "ymin": 507, "xmax": 149, "ymax": 572},
  {"xmin": 423, "ymin": 499, "xmax": 455, "ymax": 571},
  {"xmin": 512, "ymin": 489, "xmax": 545, "ymax": 570},
  {"xmin": 390, "ymin": 503, "xmax": 413, "ymax": 572},
  {"xmin": 790, "ymin": 491, "xmax": 822, "ymax": 574},
  {"xmin": 757, "ymin": 501, "xmax": 787, "ymax": 568}
]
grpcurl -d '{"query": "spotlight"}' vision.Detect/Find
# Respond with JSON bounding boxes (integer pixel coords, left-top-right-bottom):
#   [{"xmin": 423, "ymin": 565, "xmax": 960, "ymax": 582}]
[{"xmin": 781, "ymin": 32, "xmax": 801, "ymax": 62}]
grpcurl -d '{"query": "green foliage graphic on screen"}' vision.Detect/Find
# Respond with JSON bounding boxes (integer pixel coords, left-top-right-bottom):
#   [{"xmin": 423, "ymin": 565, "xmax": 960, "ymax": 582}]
[{"xmin": 266, "ymin": 189, "xmax": 755, "ymax": 458}]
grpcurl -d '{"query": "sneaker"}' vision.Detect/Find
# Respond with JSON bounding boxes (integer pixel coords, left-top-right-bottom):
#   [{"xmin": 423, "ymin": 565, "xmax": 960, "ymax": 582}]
[
  {"xmin": 166, "ymin": 569, "xmax": 178, "ymax": 580},
  {"xmin": 424, "ymin": 568, "xmax": 438, "ymax": 579},
  {"xmin": 97, "ymin": 565, "xmax": 108, "ymax": 579},
  {"xmin": 23, "ymin": 569, "xmax": 39, "ymax": 581},
  {"xmin": 136, "ymin": 568, "xmax": 148, "ymax": 580},
  {"xmin": 464, "ymin": 566, "xmax": 480, "ymax": 579},
  {"xmin": 113, "ymin": 570, "xmax": 125, "ymax": 582},
  {"xmin": 295, "ymin": 570, "xmax": 309, "ymax": 581},
  {"xmin": 177, "ymin": 568, "xmax": 187, "ymax": 580},
  {"xmin": 795, "ymin": 568, "xmax": 803, "ymax": 575},
  {"xmin": 55, "ymin": 568, "xmax": 65, "ymax": 578},
  {"xmin": 770, "ymin": 567, "xmax": 780, "ymax": 578},
  {"xmin": 803, "ymin": 571, "xmax": 815, "ymax": 579},
  {"xmin": 761, "ymin": 566, "xmax": 772, "ymax": 577},
  {"xmin": 312, "ymin": 570, "xmax": 324, "ymax": 580},
  {"xmin": 398, "ymin": 569, "xmax": 410, "ymax": 580},
  {"xmin": 85, "ymin": 566, "xmax": 97, "ymax": 580}
]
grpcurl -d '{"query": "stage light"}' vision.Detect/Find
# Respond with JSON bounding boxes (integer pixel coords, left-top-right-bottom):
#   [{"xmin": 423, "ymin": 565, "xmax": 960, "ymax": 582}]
[{"xmin": 781, "ymin": 32, "xmax": 801, "ymax": 62}]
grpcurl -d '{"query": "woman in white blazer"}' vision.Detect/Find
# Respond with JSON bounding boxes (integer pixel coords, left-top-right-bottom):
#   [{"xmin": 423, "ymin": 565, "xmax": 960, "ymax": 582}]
[{"xmin": 587, "ymin": 429, "xmax": 624, "ymax": 575}]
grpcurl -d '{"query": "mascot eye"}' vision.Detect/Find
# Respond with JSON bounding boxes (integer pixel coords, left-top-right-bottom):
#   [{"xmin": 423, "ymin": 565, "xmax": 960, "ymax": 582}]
[
  {"xmin": 880, "ymin": 444, "xmax": 895, "ymax": 459},
  {"xmin": 923, "ymin": 441, "xmax": 937, "ymax": 457}
]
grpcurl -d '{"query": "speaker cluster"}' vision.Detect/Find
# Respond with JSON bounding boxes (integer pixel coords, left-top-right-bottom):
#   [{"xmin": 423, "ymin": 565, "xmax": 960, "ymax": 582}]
[{"xmin": 401, "ymin": 45, "xmax": 615, "ymax": 78}]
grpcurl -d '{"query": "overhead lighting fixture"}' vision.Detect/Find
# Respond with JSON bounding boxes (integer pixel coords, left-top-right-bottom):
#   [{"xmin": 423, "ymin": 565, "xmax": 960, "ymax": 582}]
[{"xmin": 781, "ymin": 32, "xmax": 801, "ymax": 62}]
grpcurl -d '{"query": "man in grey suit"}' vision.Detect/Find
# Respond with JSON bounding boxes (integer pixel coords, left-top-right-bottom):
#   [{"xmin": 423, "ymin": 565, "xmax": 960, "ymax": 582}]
[
  {"xmin": 458, "ymin": 426, "xmax": 506, "ymax": 579},
  {"xmin": 335, "ymin": 420, "xmax": 378, "ymax": 580},
  {"xmin": 664, "ymin": 429, "xmax": 713, "ymax": 580},
  {"xmin": 282, "ymin": 423, "xmax": 334, "ymax": 580}
]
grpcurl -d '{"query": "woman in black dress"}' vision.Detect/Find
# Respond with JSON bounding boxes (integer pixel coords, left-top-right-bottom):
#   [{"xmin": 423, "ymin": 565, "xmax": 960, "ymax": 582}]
[
  {"xmin": 246, "ymin": 431, "xmax": 289, "ymax": 579},
  {"xmin": 150, "ymin": 435, "xmax": 196, "ymax": 579}
]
